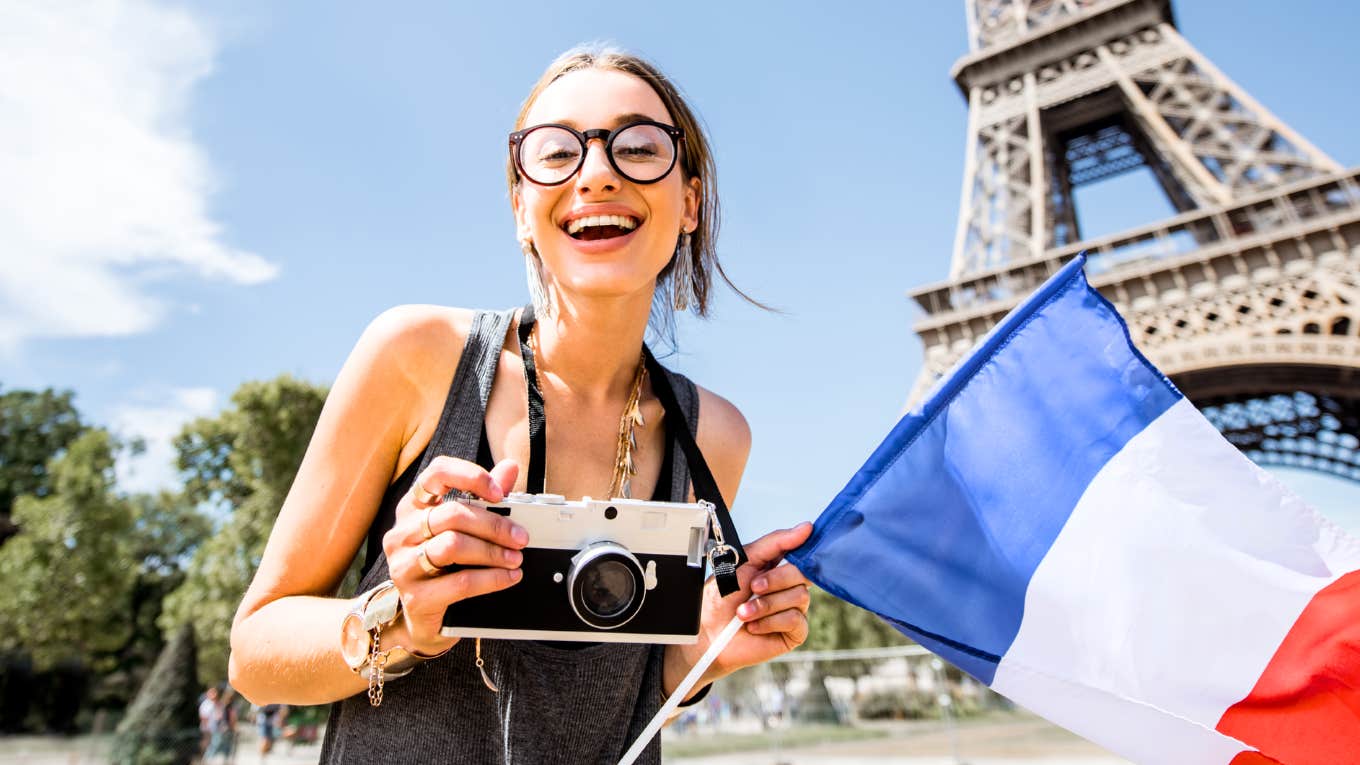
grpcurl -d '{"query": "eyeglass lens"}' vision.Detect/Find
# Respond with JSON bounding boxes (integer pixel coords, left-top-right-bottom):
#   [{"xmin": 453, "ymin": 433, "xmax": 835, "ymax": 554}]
[{"xmin": 518, "ymin": 124, "xmax": 676, "ymax": 185}]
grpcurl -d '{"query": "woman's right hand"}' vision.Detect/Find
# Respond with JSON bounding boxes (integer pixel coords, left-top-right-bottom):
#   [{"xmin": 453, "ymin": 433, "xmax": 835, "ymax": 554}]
[{"xmin": 381, "ymin": 456, "xmax": 529, "ymax": 656}]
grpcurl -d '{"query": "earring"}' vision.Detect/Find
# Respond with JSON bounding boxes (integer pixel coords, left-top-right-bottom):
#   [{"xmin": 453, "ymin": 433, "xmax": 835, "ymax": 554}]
[
  {"xmin": 671, "ymin": 231, "xmax": 693, "ymax": 312},
  {"xmin": 521, "ymin": 238, "xmax": 550, "ymax": 318}
]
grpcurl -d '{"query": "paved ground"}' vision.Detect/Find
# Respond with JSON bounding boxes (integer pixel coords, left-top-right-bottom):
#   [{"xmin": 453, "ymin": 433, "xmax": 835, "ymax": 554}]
[
  {"xmin": 0, "ymin": 732, "xmax": 324, "ymax": 765},
  {"xmin": 0, "ymin": 714, "xmax": 1131, "ymax": 764},
  {"xmin": 666, "ymin": 715, "xmax": 1131, "ymax": 765}
]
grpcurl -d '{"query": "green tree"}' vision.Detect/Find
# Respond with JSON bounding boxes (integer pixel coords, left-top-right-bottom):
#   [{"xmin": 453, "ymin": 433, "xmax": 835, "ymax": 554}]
[
  {"xmin": 803, "ymin": 587, "xmax": 911, "ymax": 655},
  {"xmin": 93, "ymin": 492, "xmax": 212, "ymax": 711},
  {"xmin": 0, "ymin": 428, "xmax": 146, "ymax": 731},
  {"xmin": 109, "ymin": 623, "xmax": 201, "ymax": 765},
  {"xmin": 161, "ymin": 376, "xmax": 328, "ymax": 683},
  {"xmin": 795, "ymin": 587, "xmax": 913, "ymax": 723},
  {"xmin": 0, "ymin": 389, "xmax": 213, "ymax": 729},
  {"xmin": 0, "ymin": 429, "xmax": 138, "ymax": 668},
  {"xmin": 0, "ymin": 387, "xmax": 86, "ymax": 543}
]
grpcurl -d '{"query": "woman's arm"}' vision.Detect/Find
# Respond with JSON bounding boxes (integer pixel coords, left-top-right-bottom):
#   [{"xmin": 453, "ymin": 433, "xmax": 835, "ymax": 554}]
[
  {"xmin": 228, "ymin": 305, "xmax": 472, "ymax": 705},
  {"xmin": 661, "ymin": 387, "xmax": 813, "ymax": 699}
]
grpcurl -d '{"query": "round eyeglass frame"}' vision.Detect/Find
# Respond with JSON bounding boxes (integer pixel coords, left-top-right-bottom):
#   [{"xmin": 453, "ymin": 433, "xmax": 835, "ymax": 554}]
[{"xmin": 509, "ymin": 120, "xmax": 686, "ymax": 187}]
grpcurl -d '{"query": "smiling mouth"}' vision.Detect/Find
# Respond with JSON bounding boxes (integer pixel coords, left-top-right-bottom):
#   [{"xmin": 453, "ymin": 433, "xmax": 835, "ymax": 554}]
[{"xmin": 564, "ymin": 214, "xmax": 640, "ymax": 241}]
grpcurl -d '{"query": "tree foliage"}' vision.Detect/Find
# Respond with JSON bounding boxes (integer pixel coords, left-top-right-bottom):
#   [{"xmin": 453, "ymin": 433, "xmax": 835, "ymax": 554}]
[
  {"xmin": 0, "ymin": 389, "xmax": 211, "ymax": 730},
  {"xmin": 0, "ymin": 429, "xmax": 139, "ymax": 668},
  {"xmin": 110, "ymin": 623, "xmax": 201, "ymax": 765},
  {"xmin": 793, "ymin": 587, "xmax": 915, "ymax": 722},
  {"xmin": 174, "ymin": 375, "xmax": 330, "ymax": 508},
  {"xmin": 162, "ymin": 375, "xmax": 328, "ymax": 683},
  {"xmin": 803, "ymin": 587, "xmax": 911, "ymax": 654},
  {"xmin": 92, "ymin": 492, "xmax": 212, "ymax": 710},
  {"xmin": 0, "ymin": 387, "xmax": 86, "ymax": 541}
]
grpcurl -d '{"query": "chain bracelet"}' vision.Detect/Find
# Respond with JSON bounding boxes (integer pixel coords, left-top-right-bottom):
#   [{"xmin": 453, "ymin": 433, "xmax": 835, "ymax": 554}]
[{"xmin": 367, "ymin": 623, "xmax": 386, "ymax": 707}]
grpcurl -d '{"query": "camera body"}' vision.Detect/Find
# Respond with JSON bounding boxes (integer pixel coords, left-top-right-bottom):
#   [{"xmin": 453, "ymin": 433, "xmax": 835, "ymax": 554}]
[{"xmin": 439, "ymin": 492, "xmax": 712, "ymax": 644}]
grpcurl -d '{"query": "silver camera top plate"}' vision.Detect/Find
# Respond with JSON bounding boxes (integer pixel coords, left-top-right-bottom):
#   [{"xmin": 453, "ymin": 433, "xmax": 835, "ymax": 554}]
[{"xmin": 465, "ymin": 494, "xmax": 711, "ymax": 562}]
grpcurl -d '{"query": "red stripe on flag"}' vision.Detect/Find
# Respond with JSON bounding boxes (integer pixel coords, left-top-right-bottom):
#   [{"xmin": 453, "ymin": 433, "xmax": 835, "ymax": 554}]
[
  {"xmin": 1228, "ymin": 751, "xmax": 1285, "ymax": 765},
  {"xmin": 1216, "ymin": 568, "xmax": 1360, "ymax": 765}
]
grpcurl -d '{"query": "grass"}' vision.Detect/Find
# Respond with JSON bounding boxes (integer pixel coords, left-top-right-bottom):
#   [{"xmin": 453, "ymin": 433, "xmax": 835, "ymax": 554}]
[{"xmin": 663, "ymin": 723, "xmax": 888, "ymax": 758}]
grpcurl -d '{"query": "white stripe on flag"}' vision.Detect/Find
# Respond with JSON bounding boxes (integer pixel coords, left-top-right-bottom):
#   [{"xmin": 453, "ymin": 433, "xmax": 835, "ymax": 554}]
[
  {"xmin": 991, "ymin": 398, "xmax": 1360, "ymax": 761},
  {"xmin": 992, "ymin": 652, "xmax": 1253, "ymax": 763}
]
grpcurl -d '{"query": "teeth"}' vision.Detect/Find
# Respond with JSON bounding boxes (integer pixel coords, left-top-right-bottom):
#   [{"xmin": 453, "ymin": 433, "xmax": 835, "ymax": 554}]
[{"xmin": 566, "ymin": 214, "xmax": 639, "ymax": 235}]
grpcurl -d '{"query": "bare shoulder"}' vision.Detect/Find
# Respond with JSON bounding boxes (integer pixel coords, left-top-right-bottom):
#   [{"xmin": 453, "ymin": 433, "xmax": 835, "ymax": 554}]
[
  {"xmin": 694, "ymin": 384, "xmax": 752, "ymax": 455},
  {"xmin": 692, "ymin": 384, "xmax": 752, "ymax": 508},
  {"xmin": 357, "ymin": 304, "xmax": 476, "ymax": 382},
  {"xmin": 236, "ymin": 303, "xmax": 480, "ymax": 614},
  {"xmin": 352, "ymin": 304, "xmax": 480, "ymax": 467}
]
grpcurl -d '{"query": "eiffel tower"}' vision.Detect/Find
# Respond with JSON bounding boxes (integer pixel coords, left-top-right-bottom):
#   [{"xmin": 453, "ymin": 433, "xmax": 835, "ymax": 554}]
[{"xmin": 910, "ymin": 0, "xmax": 1360, "ymax": 482}]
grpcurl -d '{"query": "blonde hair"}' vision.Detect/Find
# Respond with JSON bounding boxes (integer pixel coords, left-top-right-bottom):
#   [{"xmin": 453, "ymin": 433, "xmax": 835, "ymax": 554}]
[{"xmin": 508, "ymin": 44, "xmax": 763, "ymax": 325}]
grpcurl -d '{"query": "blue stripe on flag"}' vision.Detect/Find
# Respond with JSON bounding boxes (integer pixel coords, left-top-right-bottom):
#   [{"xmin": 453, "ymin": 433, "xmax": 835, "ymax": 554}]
[{"xmin": 787, "ymin": 255, "xmax": 1183, "ymax": 684}]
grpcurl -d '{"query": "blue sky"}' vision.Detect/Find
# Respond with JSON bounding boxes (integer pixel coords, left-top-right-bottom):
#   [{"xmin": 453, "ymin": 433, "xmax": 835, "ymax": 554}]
[{"xmin": 2, "ymin": 0, "xmax": 1357, "ymax": 540}]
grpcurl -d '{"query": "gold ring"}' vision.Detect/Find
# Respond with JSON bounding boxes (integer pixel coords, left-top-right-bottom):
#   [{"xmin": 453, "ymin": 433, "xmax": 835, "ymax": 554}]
[
  {"xmin": 412, "ymin": 481, "xmax": 441, "ymax": 507},
  {"xmin": 421, "ymin": 506, "xmax": 436, "ymax": 540},
  {"xmin": 417, "ymin": 542, "xmax": 442, "ymax": 576}
]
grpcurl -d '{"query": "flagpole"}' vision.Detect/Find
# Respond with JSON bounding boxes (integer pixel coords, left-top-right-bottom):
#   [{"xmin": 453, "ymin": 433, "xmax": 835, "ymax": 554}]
[{"xmin": 617, "ymin": 613, "xmax": 746, "ymax": 765}]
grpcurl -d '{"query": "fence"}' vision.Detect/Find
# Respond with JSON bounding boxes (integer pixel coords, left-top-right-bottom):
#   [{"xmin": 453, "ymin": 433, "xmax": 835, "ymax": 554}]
[{"xmin": 661, "ymin": 646, "xmax": 1130, "ymax": 764}]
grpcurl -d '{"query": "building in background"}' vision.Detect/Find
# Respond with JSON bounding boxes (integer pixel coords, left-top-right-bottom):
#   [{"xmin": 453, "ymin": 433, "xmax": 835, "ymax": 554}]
[{"xmin": 910, "ymin": 0, "xmax": 1359, "ymax": 484}]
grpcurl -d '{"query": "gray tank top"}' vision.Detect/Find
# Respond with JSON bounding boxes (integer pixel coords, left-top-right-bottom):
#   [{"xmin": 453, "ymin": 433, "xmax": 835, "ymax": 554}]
[{"xmin": 319, "ymin": 308, "xmax": 700, "ymax": 764}]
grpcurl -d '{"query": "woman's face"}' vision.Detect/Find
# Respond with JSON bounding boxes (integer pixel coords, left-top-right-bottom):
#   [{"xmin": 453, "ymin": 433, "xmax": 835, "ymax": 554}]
[{"xmin": 513, "ymin": 68, "xmax": 700, "ymax": 308}]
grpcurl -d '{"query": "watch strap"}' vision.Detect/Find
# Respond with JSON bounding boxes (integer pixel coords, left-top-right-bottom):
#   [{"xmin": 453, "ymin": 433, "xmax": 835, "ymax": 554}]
[
  {"xmin": 359, "ymin": 647, "xmax": 419, "ymax": 680},
  {"xmin": 362, "ymin": 581, "xmax": 402, "ymax": 631}
]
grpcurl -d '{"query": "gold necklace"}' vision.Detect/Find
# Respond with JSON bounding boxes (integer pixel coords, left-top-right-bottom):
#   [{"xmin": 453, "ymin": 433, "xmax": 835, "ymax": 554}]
[
  {"xmin": 608, "ymin": 357, "xmax": 648, "ymax": 499},
  {"xmin": 530, "ymin": 330, "xmax": 648, "ymax": 499}
]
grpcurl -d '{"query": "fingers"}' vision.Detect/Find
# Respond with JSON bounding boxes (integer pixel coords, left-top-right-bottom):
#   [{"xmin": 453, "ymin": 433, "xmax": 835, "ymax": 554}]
[
  {"xmin": 744, "ymin": 607, "xmax": 809, "ymax": 643},
  {"xmin": 750, "ymin": 562, "xmax": 808, "ymax": 596},
  {"xmin": 383, "ymin": 495, "xmax": 529, "ymax": 612},
  {"xmin": 740, "ymin": 521, "xmax": 814, "ymax": 570},
  {"xmin": 402, "ymin": 456, "xmax": 507, "ymax": 516},
  {"xmin": 421, "ymin": 529, "xmax": 524, "ymax": 570},
  {"xmin": 429, "ymin": 501, "xmax": 529, "ymax": 549},
  {"xmin": 419, "ymin": 567, "xmax": 524, "ymax": 609},
  {"xmin": 388, "ymin": 497, "xmax": 529, "ymax": 554},
  {"xmin": 399, "ymin": 567, "xmax": 524, "ymax": 628},
  {"xmin": 382, "ymin": 457, "xmax": 528, "ymax": 651},
  {"xmin": 737, "ymin": 584, "xmax": 809, "ymax": 622},
  {"xmin": 489, "ymin": 459, "xmax": 520, "ymax": 498}
]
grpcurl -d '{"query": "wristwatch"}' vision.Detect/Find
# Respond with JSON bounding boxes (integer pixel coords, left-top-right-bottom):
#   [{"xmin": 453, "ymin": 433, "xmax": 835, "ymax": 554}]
[{"xmin": 340, "ymin": 580, "xmax": 431, "ymax": 681}]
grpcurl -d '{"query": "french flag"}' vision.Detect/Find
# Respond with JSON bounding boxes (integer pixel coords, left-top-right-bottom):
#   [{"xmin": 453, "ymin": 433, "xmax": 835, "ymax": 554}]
[{"xmin": 787, "ymin": 255, "xmax": 1360, "ymax": 764}]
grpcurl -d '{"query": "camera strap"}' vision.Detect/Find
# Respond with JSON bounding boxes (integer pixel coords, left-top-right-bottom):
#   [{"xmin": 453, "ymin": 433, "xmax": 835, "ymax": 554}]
[
  {"xmin": 517, "ymin": 304, "xmax": 747, "ymax": 596},
  {"xmin": 516, "ymin": 304, "xmax": 548, "ymax": 496},
  {"xmin": 641, "ymin": 347, "xmax": 747, "ymax": 595}
]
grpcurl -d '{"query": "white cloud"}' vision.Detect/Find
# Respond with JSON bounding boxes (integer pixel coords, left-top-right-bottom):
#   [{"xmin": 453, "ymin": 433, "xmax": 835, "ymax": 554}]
[
  {"xmin": 112, "ymin": 386, "xmax": 219, "ymax": 494},
  {"xmin": 0, "ymin": 0, "xmax": 277, "ymax": 352}
]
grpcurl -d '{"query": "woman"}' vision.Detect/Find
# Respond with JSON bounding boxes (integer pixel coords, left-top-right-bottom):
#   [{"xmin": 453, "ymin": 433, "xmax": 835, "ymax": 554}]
[
  {"xmin": 228, "ymin": 45, "xmax": 813, "ymax": 763},
  {"xmin": 205, "ymin": 688, "xmax": 237, "ymax": 763}
]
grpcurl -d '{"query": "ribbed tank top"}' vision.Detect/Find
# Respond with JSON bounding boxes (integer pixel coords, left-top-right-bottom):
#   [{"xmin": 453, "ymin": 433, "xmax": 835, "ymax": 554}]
[{"xmin": 319, "ymin": 308, "xmax": 700, "ymax": 764}]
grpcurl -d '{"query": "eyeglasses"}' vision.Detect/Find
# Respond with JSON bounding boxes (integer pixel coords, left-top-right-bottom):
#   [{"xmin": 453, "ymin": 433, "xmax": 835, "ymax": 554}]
[{"xmin": 509, "ymin": 120, "xmax": 685, "ymax": 186}]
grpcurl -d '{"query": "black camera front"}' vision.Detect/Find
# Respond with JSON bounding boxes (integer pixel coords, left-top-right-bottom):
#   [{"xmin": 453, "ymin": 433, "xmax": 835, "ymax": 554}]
[{"xmin": 570, "ymin": 544, "xmax": 645, "ymax": 629}]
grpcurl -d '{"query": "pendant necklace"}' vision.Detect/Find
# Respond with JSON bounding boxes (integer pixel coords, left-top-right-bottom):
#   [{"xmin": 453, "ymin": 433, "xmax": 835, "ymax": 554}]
[{"xmin": 528, "ymin": 325, "xmax": 647, "ymax": 499}]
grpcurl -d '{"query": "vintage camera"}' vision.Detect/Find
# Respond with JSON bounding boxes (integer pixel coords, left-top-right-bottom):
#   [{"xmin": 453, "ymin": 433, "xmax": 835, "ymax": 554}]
[{"xmin": 439, "ymin": 492, "xmax": 714, "ymax": 643}]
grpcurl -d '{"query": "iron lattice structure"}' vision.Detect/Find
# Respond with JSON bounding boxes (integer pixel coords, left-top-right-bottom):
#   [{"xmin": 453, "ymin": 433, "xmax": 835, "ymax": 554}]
[{"xmin": 911, "ymin": 0, "xmax": 1360, "ymax": 482}]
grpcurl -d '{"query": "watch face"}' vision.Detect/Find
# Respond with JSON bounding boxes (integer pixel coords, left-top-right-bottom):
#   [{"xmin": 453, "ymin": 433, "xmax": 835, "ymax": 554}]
[{"xmin": 340, "ymin": 612, "xmax": 371, "ymax": 670}]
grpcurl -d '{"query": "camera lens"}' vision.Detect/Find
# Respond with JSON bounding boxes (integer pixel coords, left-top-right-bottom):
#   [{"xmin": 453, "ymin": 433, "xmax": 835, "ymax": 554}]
[
  {"xmin": 580, "ymin": 560, "xmax": 635, "ymax": 617},
  {"xmin": 568, "ymin": 543, "xmax": 646, "ymax": 629}
]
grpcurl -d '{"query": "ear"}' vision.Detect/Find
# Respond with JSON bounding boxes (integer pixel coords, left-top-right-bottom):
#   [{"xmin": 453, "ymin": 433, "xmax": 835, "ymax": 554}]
[
  {"xmin": 682, "ymin": 176, "xmax": 701, "ymax": 234},
  {"xmin": 511, "ymin": 187, "xmax": 533, "ymax": 244}
]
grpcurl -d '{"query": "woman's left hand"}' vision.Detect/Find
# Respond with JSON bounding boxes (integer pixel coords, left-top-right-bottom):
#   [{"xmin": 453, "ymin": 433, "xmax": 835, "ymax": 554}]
[{"xmin": 664, "ymin": 522, "xmax": 814, "ymax": 696}]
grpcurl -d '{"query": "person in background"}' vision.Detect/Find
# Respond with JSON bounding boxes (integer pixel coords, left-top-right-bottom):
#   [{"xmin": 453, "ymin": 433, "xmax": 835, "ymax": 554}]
[
  {"xmin": 205, "ymin": 688, "xmax": 238, "ymax": 764},
  {"xmin": 256, "ymin": 702, "xmax": 285, "ymax": 757},
  {"xmin": 197, "ymin": 686, "xmax": 219, "ymax": 756}
]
